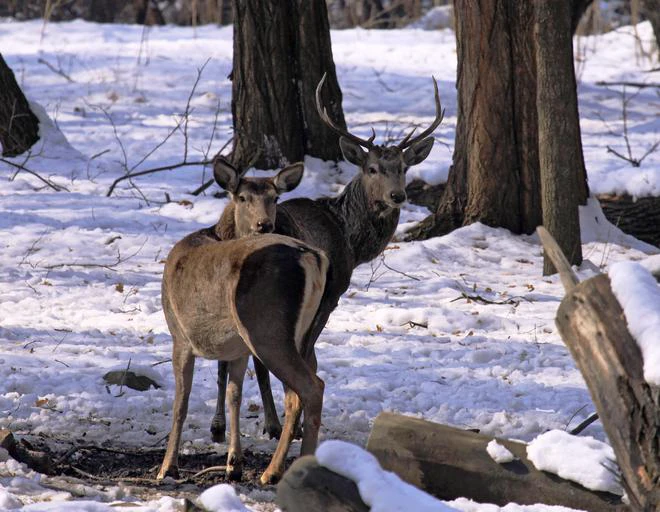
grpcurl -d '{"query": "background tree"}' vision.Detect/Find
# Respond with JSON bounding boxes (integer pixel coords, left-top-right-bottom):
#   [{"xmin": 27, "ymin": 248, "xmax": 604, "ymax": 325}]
[
  {"xmin": 0, "ymin": 54, "xmax": 39, "ymax": 157},
  {"xmin": 231, "ymin": 0, "xmax": 346, "ymax": 169},
  {"xmin": 406, "ymin": 1, "xmax": 589, "ymax": 248},
  {"xmin": 536, "ymin": 1, "xmax": 584, "ymax": 274}
]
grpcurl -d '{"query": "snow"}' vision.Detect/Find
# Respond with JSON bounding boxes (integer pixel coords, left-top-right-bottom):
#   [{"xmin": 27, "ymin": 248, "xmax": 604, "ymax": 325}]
[
  {"xmin": 0, "ymin": 17, "xmax": 658, "ymax": 512},
  {"xmin": 486, "ymin": 440, "xmax": 516, "ymax": 464},
  {"xmin": 526, "ymin": 430, "xmax": 623, "ymax": 496},
  {"xmin": 609, "ymin": 261, "xmax": 660, "ymax": 386},
  {"xmin": 316, "ymin": 440, "xmax": 456, "ymax": 511},
  {"xmin": 198, "ymin": 484, "xmax": 252, "ymax": 512}
]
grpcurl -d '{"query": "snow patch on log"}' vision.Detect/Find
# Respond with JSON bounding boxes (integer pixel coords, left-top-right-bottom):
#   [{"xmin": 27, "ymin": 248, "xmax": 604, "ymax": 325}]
[
  {"xmin": 486, "ymin": 440, "xmax": 516, "ymax": 464},
  {"xmin": 526, "ymin": 430, "xmax": 622, "ymax": 496},
  {"xmin": 609, "ymin": 260, "xmax": 660, "ymax": 386},
  {"xmin": 316, "ymin": 440, "xmax": 457, "ymax": 512}
]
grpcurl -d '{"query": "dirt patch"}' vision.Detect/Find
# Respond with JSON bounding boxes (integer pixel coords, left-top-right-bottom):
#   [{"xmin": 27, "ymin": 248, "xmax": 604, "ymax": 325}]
[{"xmin": 26, "ymin": 437, "xmax": 291, "ymax": 504}]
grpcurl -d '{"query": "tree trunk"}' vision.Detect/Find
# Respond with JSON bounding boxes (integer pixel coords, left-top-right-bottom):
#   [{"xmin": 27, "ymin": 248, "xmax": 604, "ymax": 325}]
[
  {"xmin": 406, "ymin": 1, "xmax": 589, "ymax": 242},
  {"xmin": 0, "ymin": 54, "xmax": 39, "ymax": 157},
  {"xmin": 640, "ymin": 0, "xmax": 660, "ymax": 51},
  {"xmin": 555, "ymin": 274, "xmax": 660, "ymax": 511},
  {"xmin": 231, "ymin": 0, "xmax": 345, "ymax": 169},
  {"xmin": 535, "ymin": 0, "xmax": 583, "ymax": 274},
  {"xmin": 365, "ymin": 412, "xmax": 625, "ymax": 511}
]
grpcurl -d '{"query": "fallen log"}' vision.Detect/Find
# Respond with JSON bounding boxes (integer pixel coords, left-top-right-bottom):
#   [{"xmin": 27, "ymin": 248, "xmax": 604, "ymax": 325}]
[
  {"xmin": 365, "ymin": 412, "xmax": 624, "ymax": 511},
  {"xmin": 276, "ymin": 455, "xmax": 369, "ymax": 512},
  {"xmin": 537, "ymin": 226, "xmax": 660, "ymax": 511}
]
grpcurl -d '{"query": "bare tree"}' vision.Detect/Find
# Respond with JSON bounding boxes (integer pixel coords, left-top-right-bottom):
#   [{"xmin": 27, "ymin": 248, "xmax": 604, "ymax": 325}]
[
  {"xmin": 536, "ymin": 1, "xmax": 584, "ymax": 274},
  {"xmin": 0, "ymin": 54, "xmax": 39, "ymax": 157},
  {"xmin": 231, "ymin": 0, "xmax": 345, "ymax": 169},
  {"xmin": 406, "ymin": 1, "xmax": 589, "ymax": 243}
]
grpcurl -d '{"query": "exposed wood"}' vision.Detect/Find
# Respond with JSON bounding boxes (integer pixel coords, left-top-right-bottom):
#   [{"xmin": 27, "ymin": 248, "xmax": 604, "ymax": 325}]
[
  {"xmin": 0, "ymin": 429, "xmax": 54, "ymax": 475},
  {"xmin": 365, "ymin": 412, "xmax": 625, "ymax": 511},
  {"xmin": 536, "ymin": 226, "xmax": 579, "ymax": 293},
  {"xmin": 276, "ymin": 455, "xmax": 369, "ymax": 512},
  {"xmin": 556, "ymin": 274, "xmax": 660, "ymax": 511}
]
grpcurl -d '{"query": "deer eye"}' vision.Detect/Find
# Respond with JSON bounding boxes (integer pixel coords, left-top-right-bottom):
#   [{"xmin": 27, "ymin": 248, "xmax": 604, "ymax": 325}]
[{"xmin": 238, "ymin": 195, "xmax": 247, "ymax": 203}]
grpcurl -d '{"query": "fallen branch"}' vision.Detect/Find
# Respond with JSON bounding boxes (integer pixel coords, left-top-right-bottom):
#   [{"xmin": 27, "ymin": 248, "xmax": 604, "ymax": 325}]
[
  {"xmin": 596, "ymin": 80, "xmax": 660, "ymax": 88},
  {"xmin": 37, "ymin": 57, "xmax": 75, "ymax": 83},
  {"xmin": 1, "ymin": 157, "xmax": 68, "ymax": 191}
]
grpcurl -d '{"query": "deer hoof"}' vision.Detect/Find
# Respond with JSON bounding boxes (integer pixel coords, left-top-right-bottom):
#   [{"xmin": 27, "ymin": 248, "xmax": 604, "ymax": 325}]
[
  {"xmin": 259, "ymin": 470, "xmax": 281, "ymax": 486},
  {"xmin": 210, "ymin": 420, "xmax": 226, "ymax": 443},
  {"xmin": 157, "ymin": 464, "xmax": 179, "ymax": 481},
  {"xmin": 263, "ymin": 422, "xmax": 282, "ymax": 440}
]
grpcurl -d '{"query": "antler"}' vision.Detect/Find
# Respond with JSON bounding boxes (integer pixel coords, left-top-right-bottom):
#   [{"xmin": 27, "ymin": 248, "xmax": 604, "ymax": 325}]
[
  {"xmin": 398, "ymin": 76, "xmax": 444, "ymax": 149},
  {"xmin": 316, "ymin": 73, "xmax": 376, "ymax": 149}
]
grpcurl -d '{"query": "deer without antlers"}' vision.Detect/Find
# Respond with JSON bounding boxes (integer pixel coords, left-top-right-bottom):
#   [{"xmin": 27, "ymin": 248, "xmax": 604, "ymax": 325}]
[
  {"xmin": 212, "ymin": 74, "xmax": 444, "ymax": 442},
  {"xmin": 158, "ymin": 157, "xmax": 327, "ymax": 485}
]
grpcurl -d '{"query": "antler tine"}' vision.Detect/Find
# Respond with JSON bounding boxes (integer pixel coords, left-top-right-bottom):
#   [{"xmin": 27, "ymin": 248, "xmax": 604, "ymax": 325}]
[
  {"xmin": 316, "ymin": 73, "xmax": 376, "ymax": 149},
  {"xmin": 398, "ymin": 76, "xmax": 444, "ymax": 149}
]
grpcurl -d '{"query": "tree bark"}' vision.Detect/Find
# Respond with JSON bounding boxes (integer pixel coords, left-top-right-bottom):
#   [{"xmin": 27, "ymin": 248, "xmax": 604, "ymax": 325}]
[
  {"xmin": 406, "ymin": 1, "xmax": 589, "ymax": 242},
  {"xmin": 555, "ymin": 274, "xmax": 660, "ymax": 511},
  {"xmin": 535, "ymin": 0, "xmax": 584, "ymax": 274},
  {"xmin": 0, "ymin": 54, "xmax": 39, "ymax": 157},
  {"xmin": 231, "ymin": 0, "xmax": 345, "ymax": 169},
  {"xmin": 365, "ymin": 412, "xmax": 625, "ymax": 511},
  {"xmin": 598, "ymin": 194, "xmax": 660, "ymax": 248}
]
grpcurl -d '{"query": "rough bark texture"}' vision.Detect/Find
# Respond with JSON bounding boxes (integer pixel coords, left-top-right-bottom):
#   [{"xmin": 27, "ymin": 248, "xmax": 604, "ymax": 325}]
[
  {"xmin": 406, "ymin": 0, "xmax": 589, "ymax": 242},
  {"xmin": 366, "ymin": 412, "xmax": 625, "ymax": 511},
  {"xmin": 231, "ymin": 0, "xmax": 345, "ymax": 169},
  {"xmin": 598, "ymin": 194, "xmax": 660, "ymax": 248},
  {"xmin": 277, "ymin": 455, "xmax": 369, "ymax": 512},
  {"xmin": 536, "ymin": 0, "xmax": 584, "ymax": 274},
  {"xmin": 556, "ymin": 275, "xmax": 660, "ymax": 511},
  {"xmin": 0, "ymin": 54, "xmax": 39, "ymax": 157}
]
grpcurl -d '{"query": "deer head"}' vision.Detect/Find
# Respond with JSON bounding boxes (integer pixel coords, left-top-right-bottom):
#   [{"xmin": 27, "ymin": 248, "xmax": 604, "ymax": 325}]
[
  {"xmin": 316, "ymin": 73, "xmax": 443, "ymax": 213},
  {"xmin": 213, "ymin": 156, "xmax": 304, "ymax": 238}
]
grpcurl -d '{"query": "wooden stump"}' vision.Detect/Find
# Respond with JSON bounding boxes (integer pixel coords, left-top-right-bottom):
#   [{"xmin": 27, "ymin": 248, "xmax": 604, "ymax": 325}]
[
  {"xmin": 365, "ymin": 412, "xmax": 625, "ymax": 511},
  {"xmin": 556, "ymin": 274, "xmax": 660, "ymax": 510}
]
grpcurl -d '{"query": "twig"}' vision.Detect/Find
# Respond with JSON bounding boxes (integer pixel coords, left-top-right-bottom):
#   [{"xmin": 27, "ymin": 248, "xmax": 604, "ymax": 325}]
[
  {"xmin": 450, "ymin": 291, "xmax": 523, "ymax": 306},
  {"xmin": 106, "ymin": 160, "xmax": 211, "ymax": 197},
  {"xmin": 570, "ymin": 412, "xmax": 600, "ymax": 435},
  {"xmin": 1, "ymin": 158, "xmax": 68, "ymax": 191},
  {"xmin": 115, "ymin": 357, "xmax": 132, "ymax": 398},
  {"xmin": 41, "ymin": 238, "xmax": 148, "ymax": 271},
  {"xmin": 401, "ymin": 321, "xmax": 428, "ymax": 329},
  {"xmin": 37, "ymin": 57, "xmax": 74, "ymax": 83},
  {"xmin": 595, "ymin": 80, "xmax": 660, "ymax": 88},
  {"xmin": 381, "ymin": 260, "xmax": 421, "ymax": 281}
]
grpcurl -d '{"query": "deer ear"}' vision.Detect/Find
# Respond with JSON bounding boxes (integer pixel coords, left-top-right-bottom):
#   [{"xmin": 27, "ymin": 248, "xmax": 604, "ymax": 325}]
[
  {"xmin": 339, "ymin": 137, "xmax": 367, "ymax": 167},
  {"xmin": 273, "ymin": 162, "xmax": 304, "ymax": 194},
  {"xmin": 213, "ymin": 156, "xmax": 241, "ymax": 193},
  {"xmin": 403, "ymin": 137, "xmax": 434, "ymax": 167}
]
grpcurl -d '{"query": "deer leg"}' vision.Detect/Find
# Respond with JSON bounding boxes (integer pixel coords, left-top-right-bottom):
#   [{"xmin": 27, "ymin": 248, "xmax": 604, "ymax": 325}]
[
  {"xmin": 158, "ymin": 341, "xmax": 195, "ymax": 480},
  {"xmin": 226, "ymin": 355, "xmax": 248, "ymax": 481},
  {"xmin": 258, "ymin": 356, "xmax": 324, "ymax": 485},
  {"xmin": 253, "ymin": 356, "xmax": 282, "ymax": 439},
  {"xmin": 211, "ymin": 360, "xmax": 228, "ymax": 443}
]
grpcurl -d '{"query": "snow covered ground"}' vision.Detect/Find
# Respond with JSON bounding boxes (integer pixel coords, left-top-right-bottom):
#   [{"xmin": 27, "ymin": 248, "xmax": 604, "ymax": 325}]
[{"xmin": 0, "ymin": 18, "xmax": 658, "ymax": 511}]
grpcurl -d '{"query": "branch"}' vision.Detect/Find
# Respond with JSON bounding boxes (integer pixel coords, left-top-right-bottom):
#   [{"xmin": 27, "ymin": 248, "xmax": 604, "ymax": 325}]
[
  {"xmin": 595, "ymin": 80, "xmax": 660, "ymax": 89},
  {"xmin": 106, "ymin": 160, "xmax": 211, "ymax": 197},
  {"xmin": 1, "ymin": 158, "xmax": 69, "ymax": 191}
]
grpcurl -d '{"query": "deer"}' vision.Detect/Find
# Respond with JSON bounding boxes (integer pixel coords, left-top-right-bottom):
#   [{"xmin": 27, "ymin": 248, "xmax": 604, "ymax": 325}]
[
  {"xmin": 211, "ymin": 74, "xmax": 444, "ymax": 442},
  {"xmin": 157, "ymin": 157, "xmax": 329, "ymax": 485}
]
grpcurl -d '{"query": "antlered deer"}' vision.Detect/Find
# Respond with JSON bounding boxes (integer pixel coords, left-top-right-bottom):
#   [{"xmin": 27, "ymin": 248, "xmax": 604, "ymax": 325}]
[
  {"xmin": 158, "ymin": 157, "xmax": 328, "ymax": 485},
  {"xmin": 212, "ymin": 74, "xmax": 444, "ymax": 441}
]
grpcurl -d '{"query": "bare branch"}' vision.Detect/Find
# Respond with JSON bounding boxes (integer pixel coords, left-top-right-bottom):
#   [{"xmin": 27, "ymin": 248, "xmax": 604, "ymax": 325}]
[{"xmin": 1, "ymin": 157, "xmax": 68, "ymax": 191}]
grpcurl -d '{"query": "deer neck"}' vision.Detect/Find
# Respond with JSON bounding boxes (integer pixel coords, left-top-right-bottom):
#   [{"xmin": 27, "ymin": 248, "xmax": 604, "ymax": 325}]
[
  {"xmin": 330, "ymin": 177, "xmax": 400, "ymax": 266},
  {"xmin": 215, "ymin": 203, "xmax": 237, "ymax": 240}
]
